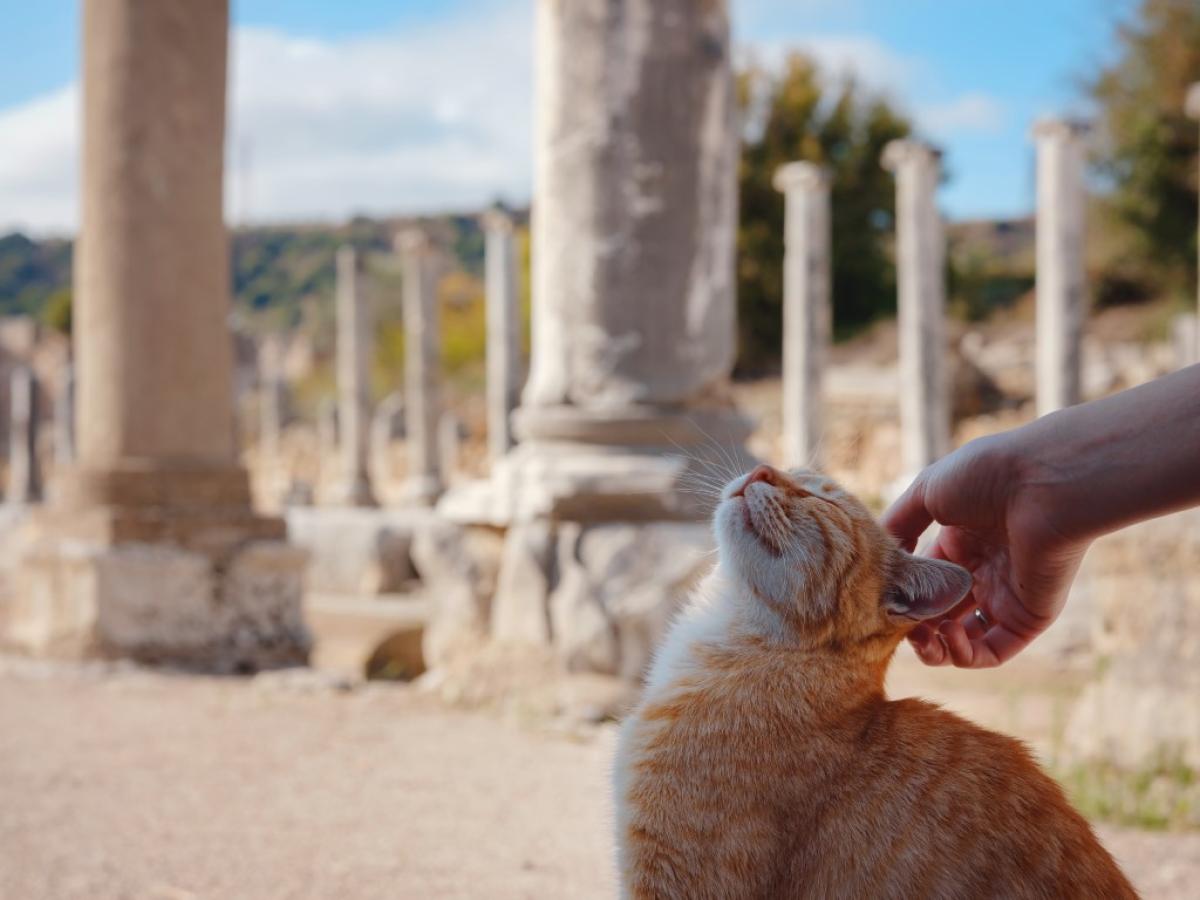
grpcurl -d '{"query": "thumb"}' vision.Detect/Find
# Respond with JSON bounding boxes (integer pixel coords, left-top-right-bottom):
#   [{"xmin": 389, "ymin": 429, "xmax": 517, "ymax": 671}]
[{"xmin": 882, "ymin": 474, "xmax": 934, "ymax": 553}]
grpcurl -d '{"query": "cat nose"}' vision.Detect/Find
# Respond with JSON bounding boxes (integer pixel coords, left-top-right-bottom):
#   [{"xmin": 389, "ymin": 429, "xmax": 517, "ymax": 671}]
[{"xmin": 734, "ymin": 464, "xmax": 778, "ymax": 496}]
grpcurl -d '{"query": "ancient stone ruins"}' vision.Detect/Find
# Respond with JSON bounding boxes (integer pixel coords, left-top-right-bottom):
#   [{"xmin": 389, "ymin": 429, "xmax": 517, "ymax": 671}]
[{"xmin": 0, "ymin": 0, "xmax": 1198, "ymax": 773}]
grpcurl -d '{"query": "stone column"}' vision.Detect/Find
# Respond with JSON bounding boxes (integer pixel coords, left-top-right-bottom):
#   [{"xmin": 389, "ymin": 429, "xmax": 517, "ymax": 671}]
[
  {"xmin": 328, "ymin": 246, "xmax": 376, "ymax": 506},
  {"xmin": 7, "ymin": 0, "xmax": 308, "ymax": 669},
  {"xmin": 7, "ymin": 365, "xmax": 42, "ymax": 505},
  {"xmin": 482, "ymin": 208, "xmax": 521, "ymax": 463},
  {"xmin": 431, "ymin": 0, "xmax": 752, "ymax": 682},
  {"xmin": 1033, "ymin": 118, "xmax": 1090, "ymax": 416},
  {"xmin": 438, "ymin": 411, "xmax": 463, "ymax": 485},
  {"xmin": 883, "ymin": 140, "xmax": 950, "ymax": 473},
  {"xmin": 773, "ymin": 162, "xmax": 831, "ymax": 469},
  {"xmin": 54, "ymin": 363, "xmax": 75, "ymax": 466},
  {"xmin": 397, "ymin": 230, "xmax": 443, "ymax": 506},
  {"xmin": 494, "ymin": 0, "xmax": 750, "ymax": 521},
  {"xmin": 369, "ymin": 389, "xmax": 404, "ymax": 491},
  {"xmin": 258, "ymin": 373, "xmax": 288, "ymax": 508},
  {"xmin": 1186, "ymin": 84, "xmax": 1200, "ymax": 366}
]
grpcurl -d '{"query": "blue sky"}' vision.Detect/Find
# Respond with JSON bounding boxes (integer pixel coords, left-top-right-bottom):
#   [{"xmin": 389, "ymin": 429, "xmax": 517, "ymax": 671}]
[{"xmin": 0, "ymin": 0, "xmax": 1136, "ymax": 234}]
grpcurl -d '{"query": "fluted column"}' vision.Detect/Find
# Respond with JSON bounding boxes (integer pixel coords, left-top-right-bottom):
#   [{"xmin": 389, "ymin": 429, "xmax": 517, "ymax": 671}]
[
  {"xmin": 1033, "ymin": 118, "xmax": 1090, "ymax": 416},
  {"xmin": 774, "ymin": 162, "xmax": 831, "ymax": 468},
  {"xmin": 883, "ymin": 139, "xmax": 950, "ymax": 473}
]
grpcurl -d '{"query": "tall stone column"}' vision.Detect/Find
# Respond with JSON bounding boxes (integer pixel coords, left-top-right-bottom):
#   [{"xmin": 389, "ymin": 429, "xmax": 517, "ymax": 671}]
[
  {"xmin": 883, "ymin": 140, "xmax": 950, "ymax": 474},
  {"xmin": 7, "ymin": 0, "xmax": 308, "ymax": 669},
  {"xmin": 483, "ymin": 209, "xmax": 521, "ymax": 463},
  {"xmin": 1033, "ymin": 118, "xmax": 1090, "ymax": 416},
  {"xmin": 397, "ymin": 229, "xmax": 443, "ymax": 506},
  {"xmin": 500, "ymin": 0, "xmax": 750, "ymax": 521},
  {"xmin": 328, "ymin": 246, "xmax": 376, "ymax": 507},
  {"xmin": 7, "ymin": 365, "xmax": 42, "ymax": 505},
  {"xmin": 1186, "ymin": 84, "xmax": 1200, "ymax": 366},
  {"xmin": 774, "ymin": 162, "xmax": 831, "ymax": 468},
  {"xmin": 429, "ymin": 0, "xmax": 752, "ymax": 682}
]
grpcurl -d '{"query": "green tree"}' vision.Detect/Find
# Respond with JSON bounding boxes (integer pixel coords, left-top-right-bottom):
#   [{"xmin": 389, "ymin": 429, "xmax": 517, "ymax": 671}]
[
  {"xmin": 1089, "ymin": 0, "xmax": 1200, "ymax": 303},
  {"xmin": 42, "ymin": 288, "xmax": 72, "ymax": 335},
  {"xmin": 737, "ymin": 53, "xmax": 912, "ymax": 373}
]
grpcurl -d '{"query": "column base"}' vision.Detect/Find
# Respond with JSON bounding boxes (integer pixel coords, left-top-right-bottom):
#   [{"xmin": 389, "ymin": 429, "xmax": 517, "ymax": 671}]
[
  {"xmin": 2, "ymin": 462, "xmax": 310, "ymax": 672},
  {"xmin": 439, "ymin": 402, "xmax": 756, "ymax": 526},
  {"xmin": 400, "ymin": 474, "xmax": 443, "ymax": 508},
  {"xmin": 324, "ymin": 474, "xmax": 378, "ymax": 509}
]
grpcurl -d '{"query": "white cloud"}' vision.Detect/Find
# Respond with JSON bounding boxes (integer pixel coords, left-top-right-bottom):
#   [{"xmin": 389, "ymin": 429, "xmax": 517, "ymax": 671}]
[
  {"xmin": 0, "ymin": 85, "xmax": 79, "ymax": 233},
  {"xmin": 0, "ymin": 0, "xmax": 1002, "ymax": 236},
  {"xmin": 0, "ymin": 2, "xmax": 534, "ymax": 235},
  {"xmin": 918, "ymin": 92, "xmax": 1006, "ymax": 137},
  {"xmin": 226, "ymin": 6, "xmax": 533, "ymax": 226}
]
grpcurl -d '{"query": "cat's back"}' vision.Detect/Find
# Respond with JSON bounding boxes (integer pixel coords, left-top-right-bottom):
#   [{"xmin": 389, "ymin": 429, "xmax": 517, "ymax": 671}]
[
  {"xmin": 617, "ymin": 656, "xmax": 1137, "ymax": 900},
  {"xmin": 781, "ymin": 696, "xmax": 1137, "ymax": 899}
]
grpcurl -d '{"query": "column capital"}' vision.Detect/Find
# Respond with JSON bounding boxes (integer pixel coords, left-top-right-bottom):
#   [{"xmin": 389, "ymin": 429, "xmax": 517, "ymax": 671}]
[
  {"xmin": 772, "ymin": 161, "xmax": 831, "ymax": 194},
  {"xmin": 481, "ymin": 205, "xmax": 515, "ymax": 235},
  {"xmin": 881, "ymin": 138, "xmax": 942, "ymax": 173},
  {"xmin": 394, "ymin": 227, "xmax": 434, "ymax": 256},
  {"xmin": 1031, "ymin": 116, "xmax": 1090, "ymax": 143},
  {"xmin": 335, "ymin": 244, "xmax": 359, "ymax": 269},
  {"xmin": 1186, "ymin": 83, "xmax": 1200, "ymax": 120}
]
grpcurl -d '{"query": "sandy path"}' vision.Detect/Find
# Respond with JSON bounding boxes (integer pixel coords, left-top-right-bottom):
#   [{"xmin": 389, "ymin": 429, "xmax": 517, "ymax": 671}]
[{"xmin": 1, "ymin": 660, "xmax": 1196, "ymax": 899}]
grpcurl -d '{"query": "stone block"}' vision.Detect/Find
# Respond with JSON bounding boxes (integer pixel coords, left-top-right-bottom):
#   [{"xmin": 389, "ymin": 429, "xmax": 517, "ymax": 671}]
[
  {"xmin": 286, "ymin": 506, "xmax": 430, "ymax": 595},
  {"xmin": 3, "ymin": 538, "xmax": 309, "ymax": 672},
  {"xmin": 549, "ymin": 521, "xmax": 714, "ymax": 680},
  {"xmin": 411, "ymin": 520, "xmax": 503, "ymax": 670},
  {"xmin": 491, "ymin": 521, "xmax": 554, "ymax": 645},
  {"xmin": 551, "ymin": 523, "xmax": 618, "ymax": 675}
]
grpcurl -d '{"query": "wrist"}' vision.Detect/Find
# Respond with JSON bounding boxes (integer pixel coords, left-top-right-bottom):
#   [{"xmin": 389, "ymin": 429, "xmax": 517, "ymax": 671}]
[{"xmin": 995, "ymin": 416, "xmax": 1096, "ymax": 550}]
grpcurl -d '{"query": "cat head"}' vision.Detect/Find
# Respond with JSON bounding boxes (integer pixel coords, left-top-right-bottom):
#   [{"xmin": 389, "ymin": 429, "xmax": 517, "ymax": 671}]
[{"xmin": 713, "ymin": 464, "xmax": 971, "ymax": 652}]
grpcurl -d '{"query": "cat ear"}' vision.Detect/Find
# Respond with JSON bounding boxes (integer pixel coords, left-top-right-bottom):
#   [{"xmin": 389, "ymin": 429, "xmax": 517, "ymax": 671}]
[{"xmin": 885, "ymin": 552, "xmax": 972, "ymax": 621}]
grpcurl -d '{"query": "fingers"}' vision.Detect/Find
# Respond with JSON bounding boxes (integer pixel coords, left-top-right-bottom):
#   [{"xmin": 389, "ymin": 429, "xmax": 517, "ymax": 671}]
[
  {"xmin": 881, "ymin": 476, "xmax": 934, "ymax": 553},
  {"xmin": 907, "ymin": 618, "xmax": 1034, "ymax": 669}
]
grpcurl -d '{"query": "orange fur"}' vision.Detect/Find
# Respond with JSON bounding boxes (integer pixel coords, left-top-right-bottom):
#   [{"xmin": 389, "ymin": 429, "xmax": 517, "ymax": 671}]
[{"xmin": 614, "ymin": 466, "xmax": 1135, "ymax": 899}]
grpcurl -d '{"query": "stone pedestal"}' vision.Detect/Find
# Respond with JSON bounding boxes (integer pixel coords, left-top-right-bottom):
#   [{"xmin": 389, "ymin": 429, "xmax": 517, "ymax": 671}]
[
  {"xmin": 397, "ymin": 230, "xmax": 443, "ymax": 506},
  {"xmin": 328, "ymin": 246, "xmax": 376, "ymax": 507},
  {"xmin": 4, "ymin": 0, "xmax": 308, "ymax": 671},
  {"xmin": 774, "ymin": 162, "xmax": 831, "ymax": 468},
  {"xmin": 434, "ymin": 0, "xmax": 752, "ymax": 682},
  {"xmin": 1033, "ymin": 118, "xmax": 1089, "ymax": 416},
  {"xmin": 483, "ymin": 208, "xmax": 522, "ymax": 463},
  {"xmin": 883, "ymin": 140, "xmax": 950, "ymax": 474}
]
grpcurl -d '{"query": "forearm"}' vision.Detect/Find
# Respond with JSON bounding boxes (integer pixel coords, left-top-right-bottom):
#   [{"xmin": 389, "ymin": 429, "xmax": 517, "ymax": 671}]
[{"xmin": 1006, "ymin": 364, "xmax": 1200, "ymax": 544}]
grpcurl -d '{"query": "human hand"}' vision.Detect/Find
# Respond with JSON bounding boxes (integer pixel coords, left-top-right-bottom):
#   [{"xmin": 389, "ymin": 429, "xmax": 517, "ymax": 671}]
[{"xmin": 882, "ymin": 434, "xmax": 1090, "ymax": 668}]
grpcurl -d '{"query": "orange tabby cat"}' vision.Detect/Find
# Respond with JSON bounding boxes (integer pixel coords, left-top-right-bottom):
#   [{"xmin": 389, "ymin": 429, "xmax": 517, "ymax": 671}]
[{"xmin": 615, "ymin": 464, "xmax": 1136, "ymax": 899}]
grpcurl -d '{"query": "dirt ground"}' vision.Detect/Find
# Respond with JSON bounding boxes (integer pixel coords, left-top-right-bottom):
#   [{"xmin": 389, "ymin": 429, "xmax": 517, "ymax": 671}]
[{"xmin": 1, "ymin": 656, "xmax": 1197, "ymax": 900}]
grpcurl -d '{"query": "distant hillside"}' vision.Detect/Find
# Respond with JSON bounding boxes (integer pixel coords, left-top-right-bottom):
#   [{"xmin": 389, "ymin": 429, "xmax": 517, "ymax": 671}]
[
  {"xmin": 0, "ymin": 212, "xmax": 498, "ymax": 331},
  {"xmin": 0, "ymin": 232, "xmax": 72, "ymax": 319}
]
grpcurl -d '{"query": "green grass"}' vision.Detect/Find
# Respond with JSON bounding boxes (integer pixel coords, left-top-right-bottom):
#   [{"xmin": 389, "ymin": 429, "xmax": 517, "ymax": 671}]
[{"xmin": 1056, "ymin": 756, "xmax": 1200, "ymax": 831}]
